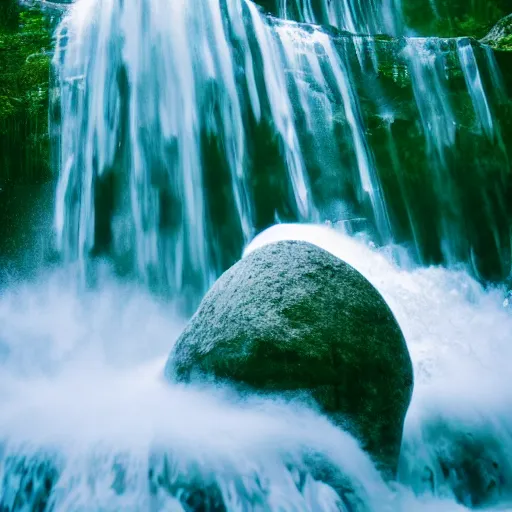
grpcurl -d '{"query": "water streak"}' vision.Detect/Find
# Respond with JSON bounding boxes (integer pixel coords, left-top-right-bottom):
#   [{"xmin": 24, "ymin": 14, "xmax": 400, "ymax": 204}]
[
  {"xmin": 54, "ymin": 0, "xmax": 317, "ymax": 302},
  {"xmin": 273, "ymin": 0, "xmax": 404, "ymax": 35},
  {"xmin": 457, "ymin": 39, "xmax": 494, "ymax": 140}
]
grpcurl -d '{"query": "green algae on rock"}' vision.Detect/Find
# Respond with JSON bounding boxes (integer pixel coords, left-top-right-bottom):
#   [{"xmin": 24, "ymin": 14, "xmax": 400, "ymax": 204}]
[{"xmin": 482, "ymin": 14, "xmax": 512, "ymax": 51}]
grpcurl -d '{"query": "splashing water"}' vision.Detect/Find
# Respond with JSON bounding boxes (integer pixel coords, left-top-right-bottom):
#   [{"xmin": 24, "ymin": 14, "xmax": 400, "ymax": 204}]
[
  {"xmin": 1, "ymin": 224, "xmax": 512, "ymax": 510},
  {"xmin": 250, "ymin": 225, "xmax": 512, "ymax": 509}
]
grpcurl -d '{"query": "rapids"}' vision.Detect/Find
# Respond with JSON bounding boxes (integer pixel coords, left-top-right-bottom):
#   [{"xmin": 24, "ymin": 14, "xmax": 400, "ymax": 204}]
[{"xmin": 1, "ymin": 225, "xmax": 512, "ymax": 510}]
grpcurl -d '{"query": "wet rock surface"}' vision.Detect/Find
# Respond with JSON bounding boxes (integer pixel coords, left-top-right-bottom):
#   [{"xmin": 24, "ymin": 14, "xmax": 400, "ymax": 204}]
[
  {"xmin": 482, "ymin": 13, "xmax": 512, "ymax": 51},
  {"xmin": 167, "ymin": 240, "xmax": 414, "ymax": 475}
]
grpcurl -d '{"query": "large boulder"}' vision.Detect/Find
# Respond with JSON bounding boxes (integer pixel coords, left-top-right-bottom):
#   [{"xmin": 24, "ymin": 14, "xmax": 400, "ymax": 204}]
[{"xmin": 166, "ymin": 240, "xmax": 414, "ymax": 475}]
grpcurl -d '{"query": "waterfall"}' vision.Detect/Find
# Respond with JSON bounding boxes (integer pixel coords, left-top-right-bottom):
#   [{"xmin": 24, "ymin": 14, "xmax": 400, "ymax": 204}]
[
  {"xmin": 271, "ymin": 0, "xmax": 404, "ymax": 35},
  {"xmin": 53, "ymin": 0, "xmax": 510, "ymax": 303},
  {"xmin": 53, "ymin": 0, "xmax": 318, "ymax": 302},
  {"xmin": 1, "ymin": 0, "xmax": 511, "ymax": 509}
]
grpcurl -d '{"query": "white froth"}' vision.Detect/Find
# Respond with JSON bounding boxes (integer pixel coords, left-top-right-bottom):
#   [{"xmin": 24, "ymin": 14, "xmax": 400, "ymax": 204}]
[{"xmin": 1, "ymin": 224, "xmax": 511, "ymax": 510}]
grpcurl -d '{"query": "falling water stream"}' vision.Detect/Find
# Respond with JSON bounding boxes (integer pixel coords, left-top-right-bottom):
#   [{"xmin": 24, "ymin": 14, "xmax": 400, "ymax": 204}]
[{"xmin": 1, "ymin": 0, "xmax": 511, "ymax": 510}]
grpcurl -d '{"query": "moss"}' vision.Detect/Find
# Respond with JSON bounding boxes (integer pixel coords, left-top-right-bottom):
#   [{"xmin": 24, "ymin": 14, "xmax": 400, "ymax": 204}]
[
  {"xmin": 374, "ymin": 34, "xmax": 395, "ymax": 42},
  {"xmin": 456, "ymin": 16, "xmax": 494, "ymax": 38},
  {"xmin": 428, "ymin": 15, "xmax": 496, "ymax": 39},
  {"xmin": 0, "ymin": 6, "xmax": 53, "ymax": 184},
  {"xmin": 376, "ymin": 63, "xmax": 410, "ymax": 87},
  {"xmin": 490, "ymin": 34, "xmax": 512, "ymax": 51}
]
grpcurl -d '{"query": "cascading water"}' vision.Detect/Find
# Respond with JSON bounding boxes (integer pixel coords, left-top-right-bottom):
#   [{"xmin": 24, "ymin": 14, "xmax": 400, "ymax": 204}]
[
  {"xmin": 402, "ymin": 37, "xmax": 507, "ymax": 268},
  {"xmin": 53, "ymin": 0, "xmax": 510, "ymax": 300},
  {"xmin": 2, "ymin": 225, "xmax": 512, "ymax": 510},
  {"xmin": 53, "ymin": 0, "xmax": 314, "ymax": 300},
  {"xmin": 1, "ymin": 0, "xmax": 511, "ymax": 509},
  {"xmin": 262, "ymin": 0, "xmax": 404, "ymax": 35}
]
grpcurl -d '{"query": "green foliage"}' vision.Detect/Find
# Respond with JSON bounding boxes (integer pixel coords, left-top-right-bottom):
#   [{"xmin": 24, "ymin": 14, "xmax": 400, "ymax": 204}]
[
  {"xmin": 0, "ymin": 10, "xmax": 52, "ymax": 117},
  {"xmin": 494, "ymin": 34, "xmax": 512, "ymax": 51},
  {"xmin": 457, "ymin": 16, "xmax": 492, "ymax": 38},
  {"xmin": 404, "ymin": 0, "xmax": 506, "ymax": 38},
  {"xmin": 0, "ymin": 0, "xmax": 20, "ymax": 32},
  {"xmin": 411, "ymin": 15, "xmax": 493, "ymax": 39},
  {"xmin": 0, "ymin": 6, "xmax": 53, "ymax": 183}
]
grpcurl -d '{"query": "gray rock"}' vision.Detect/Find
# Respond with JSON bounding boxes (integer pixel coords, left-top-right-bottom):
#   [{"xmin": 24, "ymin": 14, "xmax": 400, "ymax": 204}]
[
  {"xmin": 166, "ymin": 240, "xmax": 413, "ymax": 475},
  {"xmin": 481, "ymin": 13, "xmax": 512, "ymax": 49}
]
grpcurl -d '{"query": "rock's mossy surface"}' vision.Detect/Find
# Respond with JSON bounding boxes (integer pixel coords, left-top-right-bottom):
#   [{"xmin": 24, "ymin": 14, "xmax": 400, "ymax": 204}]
[{"xmin": 482, "ymin": 14, "xmax": 512, "ymax": 51}]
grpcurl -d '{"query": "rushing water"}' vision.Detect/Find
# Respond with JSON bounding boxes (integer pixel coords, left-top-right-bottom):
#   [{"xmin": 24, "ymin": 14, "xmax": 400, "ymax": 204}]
[
  {"xmin": 53, "ymin": 0, "xmax": 316, "ymax": 303},
  {"xmin": 1, "ymin": 225, "xmax": 512, "ymax": 510},
  {"xmin": 1, "ymin": 0, "xmax": 511, "ymax": 509}
]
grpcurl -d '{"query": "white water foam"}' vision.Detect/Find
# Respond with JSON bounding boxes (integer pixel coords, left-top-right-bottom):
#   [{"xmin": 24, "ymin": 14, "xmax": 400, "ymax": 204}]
[
  {"xmin": 1, "ymin": 224, "xmax": 512, "ymax": 510},
  {"xmin": 247, "ymin": 224, "xmax": 512, "ymax": 508}
]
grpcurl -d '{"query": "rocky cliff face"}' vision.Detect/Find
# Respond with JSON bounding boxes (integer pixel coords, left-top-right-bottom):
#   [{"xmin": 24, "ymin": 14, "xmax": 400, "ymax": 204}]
[{"xmin": 482, "ymin": 13, "xmax": 512, "ymax": 50}]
